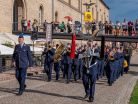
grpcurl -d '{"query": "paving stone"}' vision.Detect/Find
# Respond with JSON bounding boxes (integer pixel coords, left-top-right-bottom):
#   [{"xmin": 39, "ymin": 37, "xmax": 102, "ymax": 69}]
[{"xmin": 0, "ymin": 54, "xmax": 137, "ymax": 104}]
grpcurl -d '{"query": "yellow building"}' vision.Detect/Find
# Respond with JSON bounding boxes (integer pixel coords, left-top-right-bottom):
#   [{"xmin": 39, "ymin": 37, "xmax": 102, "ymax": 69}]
[{"xmin": 0, "ymin": 0, "xmax": 109, "ymax": 33}]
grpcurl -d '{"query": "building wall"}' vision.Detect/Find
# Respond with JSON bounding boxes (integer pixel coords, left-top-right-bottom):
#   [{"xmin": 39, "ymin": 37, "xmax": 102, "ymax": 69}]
[
  {"xmin": 0, "ymin": 0, "xmax": 109, "ymax": 33},
  {"xmin": 91, "ymin": 0, "xmax": 109, "ymax": 22},
  {"xmin": 0, "ymin": 0, "xmax": 13, "ymax": 33}
]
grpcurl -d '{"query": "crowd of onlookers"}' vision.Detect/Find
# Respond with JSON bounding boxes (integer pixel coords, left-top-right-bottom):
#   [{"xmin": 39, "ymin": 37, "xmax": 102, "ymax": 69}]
[
  {"xmin": 20, "ymin": 17, "xmax": 39, "ymax": 32},
  {"xmin": 100, "ymin": 19, "xmax": 138, "ymax": 36},
  {"xmin": 18, "ymin": 17, "xmax": 138, "ymax": 36}
]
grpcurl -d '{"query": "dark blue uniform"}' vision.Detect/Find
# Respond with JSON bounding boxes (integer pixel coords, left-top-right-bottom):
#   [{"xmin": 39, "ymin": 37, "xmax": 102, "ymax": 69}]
[
  {"xmin": 72, "ymin": 53, "xmax": 79, "ymax": 81},
  {"xmin": 63, "ymin": 51, "xmax": 72, "ymax": 83},
  {"xmin": 82, "ymin": 56, "xmax": 98, "ymax": 102},
  {"xmin": 44, "ymin": 48, "xmax": 55, "ymax": 81},
  {"xmin": 12, "ymin": 43, "xmax": 32, "ymax": 94},
  {"xmin": 54, "ymin": 60, "xmax": 61, "ymax": 80}
]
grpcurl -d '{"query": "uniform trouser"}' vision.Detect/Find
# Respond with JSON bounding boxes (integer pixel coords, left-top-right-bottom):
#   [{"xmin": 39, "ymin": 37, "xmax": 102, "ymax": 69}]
[
  {"xmin": 99, "ymin": 62, "xmax": 104, "ymax": 78},
  {"xmin": 108, "ymin": 69, "xmax": 115, "ymax": 85},
  {"xmin": 64, "ymin": 64, "xmax": 72, "ymax": 82},
  {"xmin": 61, "ymin": 64, "xmax": 65, "ymax": 78},
  {"xmin": 72, "ymin": 64, "xmax": 79, "ymax": 81},
  {"xmin": 15, "ymin": 68, "xmax": 27, "ymax": 92},
  {"xmin": 54, "ymin": 62, "xmax": 60, "ymax": 80},
  {"xmin": 78, "ymin": 59, "xmax": 83, "ymax": 79},
  {"xmin": 120, "ymin": 67, "xmax": 124, "ymax": 76},
  {"xmin": 45, "ymin": 62, "xmax": 53, "ymax": 81},
  {"xmin": 82, "ymin": 73, "xmax": 96, "ymax": 99}
]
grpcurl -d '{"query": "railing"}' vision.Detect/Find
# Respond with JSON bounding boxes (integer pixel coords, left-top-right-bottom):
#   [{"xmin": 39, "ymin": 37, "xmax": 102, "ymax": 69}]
[{"xmin": 12, "ymin": 22, "xmax": 102, "ymax": 34}]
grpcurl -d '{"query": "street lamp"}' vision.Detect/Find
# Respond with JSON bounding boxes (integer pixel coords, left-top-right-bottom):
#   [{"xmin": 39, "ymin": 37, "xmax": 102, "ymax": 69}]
[{"xmin": 83, "ymin": 0, "xmax": 95, "ymax": 12}]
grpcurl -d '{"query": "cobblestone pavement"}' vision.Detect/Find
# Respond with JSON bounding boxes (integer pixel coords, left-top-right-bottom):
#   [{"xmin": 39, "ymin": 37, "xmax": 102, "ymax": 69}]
[{"xmin": 0, "ymin": 54, "xmax": 138, "ymax": 104}]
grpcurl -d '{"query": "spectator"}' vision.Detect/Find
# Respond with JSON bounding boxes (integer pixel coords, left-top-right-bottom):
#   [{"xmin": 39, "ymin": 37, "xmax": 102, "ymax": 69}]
[
  {"xmin": 104, "ymin": 21, "xmax": 109, "ymax": 35},
  {"xmin": 59, "ymin": 21, "xmax": 66, "ymax": 32},
  {"xmin": 128, "ymin": 20, "xmax": 134, "ymax": 36},
  {"xmin": 32, "ymin": 19, "xmax": 38, "ymax": 32},
  {"xmin": 27, "ymin": 20, "xmax": 32, "ymax": 32},
  {"xmin": 112, "ymin": 22, "xmax": 116, "ymax": 35},
  {"xmin": 91, "ymin": 21, "xmax": 96, "ymax": 34},
  {"xmin": 135, "ymin": 19, "xmax": 138, "ymax": 35},
  {"xmin": 67, "ymin": 20, "xmax": 72, "ymax": 33},
  {"xmin": 21, "ymin": 17, "xmax": 25, "ymax": 32},
  {"xmin": 54, "ymin": 21, "xmax": 59, "ymax": 32},
  {"xmin": 109, "ymin": 21, "xmax": 113, "ymax": 35},
  {"xmin": 115, "ymin": 21, "xmax": 121, "ymax": 36},
  {"xmin": 43, "ymin": 20, "xmax": 48, "ymax": 32},
  {"xmin": 98, "ymin": 21, "xmax": 104, "ymax": 30},
  {"xmin": 24, "ymin": 19, "xmax": 27, "ymax": 31},
  {"xmin": 122, "ymin": 19, "xmax": 128, "ymax": 36}
]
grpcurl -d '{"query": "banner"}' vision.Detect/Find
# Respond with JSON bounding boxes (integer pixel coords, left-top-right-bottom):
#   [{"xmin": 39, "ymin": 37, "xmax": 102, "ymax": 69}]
[
  {"xmin": 84, "ymin": 12, "xmax": 93, "ymax": 22},
  {"xmin": 46, "ymin": 23, "xmax": 52, "ymax": 42}
]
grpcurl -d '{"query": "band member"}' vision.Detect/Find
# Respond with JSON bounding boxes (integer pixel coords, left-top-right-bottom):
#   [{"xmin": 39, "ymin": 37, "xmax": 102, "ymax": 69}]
[
  {"xmin": 12, "ymin": 34, "xmax": 32, "ymax": 95},
  {"xmin": 82, "ymin": 41, "xmax": 98, "ymax": 102},
  {"xmin": 63, "ymin": 44, "xmax": 72, "ymax": 84},
  {"xmin": 54, "ymin": 44, "xmax": 61, "ymax": 80},
  {"xmin": 44, "ymin": 43, "xmax": 55, "ymax": 82},
  {"xmin": 72, "ymin": 48, "xmax": 79, "ymax": 81}
]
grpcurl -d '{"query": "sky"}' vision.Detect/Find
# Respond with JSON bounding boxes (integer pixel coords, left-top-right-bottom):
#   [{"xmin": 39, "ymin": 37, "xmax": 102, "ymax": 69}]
[{"xmin": 104, "ymin": 0, "xmax": 138, "ymax": 22}]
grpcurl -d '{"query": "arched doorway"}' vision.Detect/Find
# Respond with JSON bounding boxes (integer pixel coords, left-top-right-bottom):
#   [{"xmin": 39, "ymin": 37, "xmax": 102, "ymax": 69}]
[
  {"xmin": 39, "ymin": 5, "xmax": 44, "ymax": 26},
  {"xmin": 13, "ymin": 0, "xmax": 26, "ymax": 31}
]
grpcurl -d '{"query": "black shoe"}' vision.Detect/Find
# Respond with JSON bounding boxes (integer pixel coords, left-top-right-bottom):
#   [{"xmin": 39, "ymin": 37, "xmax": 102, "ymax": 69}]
[
  {"xmin": 24, "ymin": 85, "xmax": 26, "ymax": 89},
  {"xmin": 17, "ymin": 91, "xmax": 23, "ymax": 96},
  {"xmin": 56, "ymin": 78, "xmax": 59, "ymax": 81},
  {"xmin": 47, "ymin": 79, "xmax": 51, "ymax": 82},
  {"xmin": 83, "ymin": 94, "xmax": 88, "ymax": 99},
  {"xmin": 66, "ymin": 80, "xmax": 70, "ymax": 84},
  {"xmin": 88, "ymin": 97, "xmax": 94, "ymax": 102},
  {"xmin": 109, "ymin": 83, "xmax": 112, "ymax": 86}
]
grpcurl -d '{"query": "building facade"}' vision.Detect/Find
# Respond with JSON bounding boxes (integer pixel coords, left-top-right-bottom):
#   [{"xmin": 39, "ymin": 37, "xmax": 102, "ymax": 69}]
[{"xmin": 0, "ymin": 0, "xmax": 109, "ymax": 33}]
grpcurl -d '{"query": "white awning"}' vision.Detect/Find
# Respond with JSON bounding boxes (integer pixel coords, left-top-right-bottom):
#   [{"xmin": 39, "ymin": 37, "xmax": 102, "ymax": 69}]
[
  {"xmin": 0, "ymin": 44, "xmax": 14, "ymax": 55},
  {"xmin": 0, "ymin": 33, "xmax": 32, "ymax": 45}
]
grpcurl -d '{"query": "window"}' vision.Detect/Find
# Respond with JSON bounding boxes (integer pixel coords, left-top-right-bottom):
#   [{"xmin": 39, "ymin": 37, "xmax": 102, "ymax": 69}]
[{"xmin": 39, "ymin": 5, "xmax": 44, "ymax": 26}]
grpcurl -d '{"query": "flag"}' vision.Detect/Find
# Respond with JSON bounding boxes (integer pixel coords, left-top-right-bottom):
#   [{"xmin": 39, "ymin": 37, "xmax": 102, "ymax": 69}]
[{"xmin": 70, "ymin": 33, "xmax": 76, "ymax": 59}]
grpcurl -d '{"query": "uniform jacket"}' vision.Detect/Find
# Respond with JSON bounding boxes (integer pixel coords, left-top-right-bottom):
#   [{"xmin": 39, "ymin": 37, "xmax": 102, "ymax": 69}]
[
  {"xmin": 44, "ymin": 48, "xmax": 55, "ymax": 63},
  {"xmin": 12, "ymin": 44, "xmax": 32, "ymax": 68}
]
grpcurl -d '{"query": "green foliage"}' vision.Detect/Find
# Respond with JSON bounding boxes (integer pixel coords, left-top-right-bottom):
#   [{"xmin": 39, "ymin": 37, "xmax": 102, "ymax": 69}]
[
  {"xmin": 2, "ymin": 41, "xmax": 13, "ymax": 48},
  {"xmin": 130, "ymin": 81, "xmax": 138, "ymax": 104}
]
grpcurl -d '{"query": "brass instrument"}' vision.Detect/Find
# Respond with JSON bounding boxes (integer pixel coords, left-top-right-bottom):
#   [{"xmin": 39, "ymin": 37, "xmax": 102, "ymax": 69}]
[{"xmin": 54, "ymin": 42, "xmax": 65, "ymax": 62}]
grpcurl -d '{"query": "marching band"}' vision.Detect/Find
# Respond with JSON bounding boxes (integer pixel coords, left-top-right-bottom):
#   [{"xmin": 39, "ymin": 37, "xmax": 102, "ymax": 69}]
[
  {"xmin": 13, "ymin": 34, "xmax": 131, "ymax": 102},
  {"xmin": 41, "ymin": 40, "xmax": 131, "ymax": 102}
]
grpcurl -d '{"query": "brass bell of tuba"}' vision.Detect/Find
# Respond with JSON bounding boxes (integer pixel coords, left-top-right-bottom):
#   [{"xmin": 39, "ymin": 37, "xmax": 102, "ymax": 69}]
[{"xmin": 54, "ymin": 42, "xmax": 65, "ymax": 62}]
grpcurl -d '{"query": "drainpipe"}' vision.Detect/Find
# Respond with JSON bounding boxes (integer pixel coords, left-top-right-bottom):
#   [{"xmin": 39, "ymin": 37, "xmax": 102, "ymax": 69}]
[
  {"xmin": 52, "ymin": 0, "xmax": 54, "ymax": 22},
  {"xmin": 81, "ymin": 0, "xmax": 82, "ymax": 24}
]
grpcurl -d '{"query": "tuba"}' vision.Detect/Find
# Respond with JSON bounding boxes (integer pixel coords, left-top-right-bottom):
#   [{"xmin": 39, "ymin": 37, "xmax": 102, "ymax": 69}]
[{"xmin": 54, "ymin": 42, "xmax": 65, "ymax": 62}]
